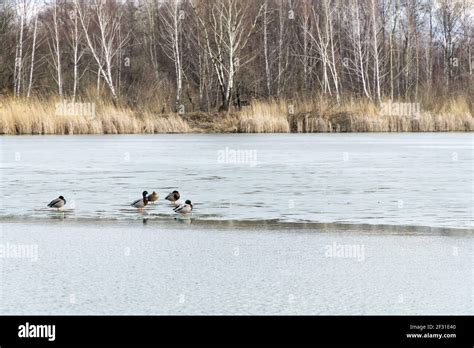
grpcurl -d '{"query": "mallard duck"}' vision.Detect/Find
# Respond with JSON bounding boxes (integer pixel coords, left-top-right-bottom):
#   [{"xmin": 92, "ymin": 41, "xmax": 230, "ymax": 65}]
[
  {"xmin": 47, "ymin": 196, "xmax": 66, "ymax": 210},
  {"xmin": 173, "ymin": 200, "xmax": 193, "ymax": 214},
  {"xmin": 131, "ymin": 191, "xmax": 148, "ymax": 210},
  {"xmin": 165, "ymin": 190, "xmax": 180, "ymax": 205},
  {"xmin": 147, "ymin": 191, "xmax": 159, "ymax": 203}
]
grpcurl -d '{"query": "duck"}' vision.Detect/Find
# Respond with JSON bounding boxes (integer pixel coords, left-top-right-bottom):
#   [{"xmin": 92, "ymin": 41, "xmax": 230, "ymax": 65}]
[
  {"xmin": 173, "ymin": 200, "xmax": 193, "ymax": 215},
  {"xmin": 131, "ymin": 191, "xmax": 148, "ymax": 210},
  {"xmin": 147, "ymin": 191, "xmax": 159, "ymax": 203},
  {"xmin": 47, "ymin": 195, "xmax": 66, "ymax": 210},
  {"xmin": 165, "ymin": 190, "xmax": 181, "ymax": 206}
]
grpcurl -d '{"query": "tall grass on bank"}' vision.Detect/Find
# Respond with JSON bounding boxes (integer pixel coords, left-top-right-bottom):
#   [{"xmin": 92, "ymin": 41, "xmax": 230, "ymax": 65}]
[
  {"xmin": 0, "ymin": 96, "xmax": 472, "ymax": 134},
  {"xmin": 238, "ymin": 99, "xmax": 290, "ymax": 133},
  {"xmin": 240, "ymin": 96, "xmax": 473, "ymax": 133},
  {"xmin": 0, "ymin": 98, "xmax": 190, "ymax": 135},
  {"xmin": 288, "ymin": 96, "xmax": 473, "ymax": 132}
]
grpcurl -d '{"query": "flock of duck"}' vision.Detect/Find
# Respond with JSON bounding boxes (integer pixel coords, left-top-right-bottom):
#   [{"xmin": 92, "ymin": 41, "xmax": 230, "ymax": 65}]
[{"xmin": 47, "ymin": 190, "xmax": 193, "ymax": 215}]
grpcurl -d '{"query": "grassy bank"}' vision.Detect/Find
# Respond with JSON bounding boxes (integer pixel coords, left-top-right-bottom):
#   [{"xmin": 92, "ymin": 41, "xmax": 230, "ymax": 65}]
[
  {"xmin": 0, "ymin": 98, "xmax": 189, "ymax": 134},
  {"xmin": 0, "ymin": 96, "xmax": 472, "ymax": 135}
]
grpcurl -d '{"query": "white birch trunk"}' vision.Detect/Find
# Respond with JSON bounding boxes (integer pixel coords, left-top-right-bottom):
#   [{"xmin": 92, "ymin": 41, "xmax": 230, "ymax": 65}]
[{"xmin": 26, "ymin": 12, "xmax": 38, "ymax": 98}]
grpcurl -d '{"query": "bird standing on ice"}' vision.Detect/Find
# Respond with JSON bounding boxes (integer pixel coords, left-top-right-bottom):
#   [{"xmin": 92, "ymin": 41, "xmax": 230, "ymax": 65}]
[
  {"xmin": 147, "ymin": 191, "xmax": 159, "ymax": 204},
  {"xmin": 131, "ymin": 191, "xmax": 149, "ymax": 211},
  {"xmin": 47, "ymin": 196, "xmax": 66, "ymax": 210},
  {"xmin": 165, "ymin": 190, "xmax": 181, "ymax": 206},
  {"xmin": 173, "ymin": 200, "xmax": 193, "ymax": 215}
]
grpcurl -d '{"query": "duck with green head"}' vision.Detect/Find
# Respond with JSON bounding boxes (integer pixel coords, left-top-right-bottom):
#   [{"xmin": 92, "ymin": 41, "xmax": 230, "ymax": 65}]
[
  {"xmin": 131, "ymin": 191, "xmax": 148, "ymax": 210},
  {"xmin": 173, "ymin": 200, "xmax": 193, "ymax": 215}
]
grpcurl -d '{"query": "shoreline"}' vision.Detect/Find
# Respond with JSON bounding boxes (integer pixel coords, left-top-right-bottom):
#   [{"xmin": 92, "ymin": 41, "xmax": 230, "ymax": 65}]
[
  {"xmin": 1, "ymin": 217, "xmax": 472, "ymax": 234},
  {"xmin": 1, "ymin": 98, "xmax": 472, "ymax": 135},
  {"xmin": 2, "ymin": 111, "xmax": 473, "ymax": 135}
]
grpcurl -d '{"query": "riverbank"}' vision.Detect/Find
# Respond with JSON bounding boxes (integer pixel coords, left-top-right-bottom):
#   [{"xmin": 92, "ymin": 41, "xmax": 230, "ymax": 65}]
[{"xmin": 0, "ymin": 97, "xmax": 472, "ymax": 134}]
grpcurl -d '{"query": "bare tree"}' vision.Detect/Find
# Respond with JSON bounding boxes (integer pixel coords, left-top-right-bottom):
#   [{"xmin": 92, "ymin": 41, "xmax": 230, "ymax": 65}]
[
  {"xmin": 371, "ymin": 0, "xmax": 381, "ymax": 102},
  {"xmin": 159, "ymin": 0, "xmax": 184, "ymax": 110},
  {"xmin": 26, "ymin": 10, "xmax": 38, "ymax": 98},
  {"xmin": 262, "ymin": 0, "xmax": 271, "ymax": 96},
  {"xmin": 13, "ymin": 0, "xmax": 27, "ymax": 97},
  {"xmin": 305, "ymin": 0, "xmax": 340, "ymax": 101},
  {"xmin": 142, "ymin": 0, "xmax": 160, "ymax": 82},
  {"xmin": 75, "ymin": 0, "xmax": 129, "ymax": 101},
  {"xmin": 437, "ymin": 0, "xmax": 463, "ymax": 87},
  {"xmin": 67, "ymin": 8, "xmax": 85, "ymax": 102},
  {"xmin": 47, "ymin": 0, "xmax": 63, "ymax": 97},
  {"xmin": 352, "ymin": 0, "xmax": 371, "ymax": 99},
  {"xmin": 191, "ymin": 0, "xmax": 263, "ymax": 110}
]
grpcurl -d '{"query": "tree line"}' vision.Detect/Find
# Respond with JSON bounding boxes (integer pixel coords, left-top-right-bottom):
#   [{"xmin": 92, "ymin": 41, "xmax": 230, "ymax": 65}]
[{"xmin": 0, "ymin": 0, "xmax": 472, "ymax": 112}]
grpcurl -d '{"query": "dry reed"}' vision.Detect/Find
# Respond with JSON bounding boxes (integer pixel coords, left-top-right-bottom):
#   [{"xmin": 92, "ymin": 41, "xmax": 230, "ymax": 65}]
[
  {"xmin": 0, "ymin": 95, "xmax": 472, "ymax": 134},
  {"xmin": 0, "ymin": 97, "xmax": 190, "ymax": 135},
  {"xmin": 237, "ymin": 99, "xmax": 290, "ymax": 133}
]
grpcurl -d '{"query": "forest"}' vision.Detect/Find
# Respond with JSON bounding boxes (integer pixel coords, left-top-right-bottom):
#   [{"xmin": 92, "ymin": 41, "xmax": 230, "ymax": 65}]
[{"xmin": 0, "ymin": 0, "xmax": 472, "ymax": 134}]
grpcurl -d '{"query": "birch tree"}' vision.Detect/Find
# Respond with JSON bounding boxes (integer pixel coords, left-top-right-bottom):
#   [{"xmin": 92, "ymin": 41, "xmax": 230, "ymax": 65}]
[
  {"xmin": 262, "ymin": 0, "xmax": 271, "ymax": 96},
  {"xmin": 13, "ymin": 0, "xmax": 27, "ymax": 97},
  {"xmin": 371, "ymin": 0, "xmax": 381, "ymax": 102},
  {"xmin": 159, "ymin": 0, "xmax": 184, "ymax": 110},
  {"xmin": 304, "ymin": 0, "xmax": 340, "ymax": 101},
  {"xmin": 352, "ymin": 0, "xmax": 371, "ymax": 99},
  {"xmin": 191, "ymin": 0, "xmax": 263, "ymax": 110},
  {"xmin": 75, "ymin": 0, "xmax": 129, "ymax": 101},
  {"xmin": 67, "ymin": 8, "xmax": 85, "ymax": 102},
  {"xmin": 26, "ymin": 11, "xmax": 37, "ymax": 98},
  {"xmin": 47, "ymin": 0, "xmax": 63, "ymax": 97}
]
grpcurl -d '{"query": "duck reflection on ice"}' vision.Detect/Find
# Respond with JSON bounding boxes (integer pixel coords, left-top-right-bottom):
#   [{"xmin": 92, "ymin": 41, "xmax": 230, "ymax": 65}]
[{"xmin": 174, "ymin": 215, "xmax": 193, "ymax": 225}]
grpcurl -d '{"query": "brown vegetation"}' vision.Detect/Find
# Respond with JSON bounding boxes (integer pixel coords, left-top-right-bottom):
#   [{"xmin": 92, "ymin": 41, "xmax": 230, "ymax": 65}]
[
  {"xmin": 0, "ymin": 98, "xmax": 190, "ymax": 134},
  {"xmin": 1, "ymin": 96, "xmax": 471, "ymax": 135}
]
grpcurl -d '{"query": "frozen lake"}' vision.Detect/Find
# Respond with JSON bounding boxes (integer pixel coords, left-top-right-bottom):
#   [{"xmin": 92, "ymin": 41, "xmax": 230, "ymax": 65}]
[
  {"xmin": 0, "ymin": 133, "xmax": 472, "ymax": 314},
  {"xmin": 0, "ymin": 220, "xmax": 471, "ymax": 315},
  {"xmin": 0, "ymin": 133, "xmax": 472, "ymax": 228}
]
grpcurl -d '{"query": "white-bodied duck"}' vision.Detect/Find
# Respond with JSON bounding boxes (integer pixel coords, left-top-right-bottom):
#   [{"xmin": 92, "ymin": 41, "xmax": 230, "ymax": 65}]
[
  {"xmin": 131, "ymin": 191, "xmax": 149, "ymax": 210},
  {"xmin": 47, "ymin": 195, "xmax": 66, "ymax": 210},
  {"xmin": 173, "ymin": 200, "xmax": 193, "ymax": 215}
]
